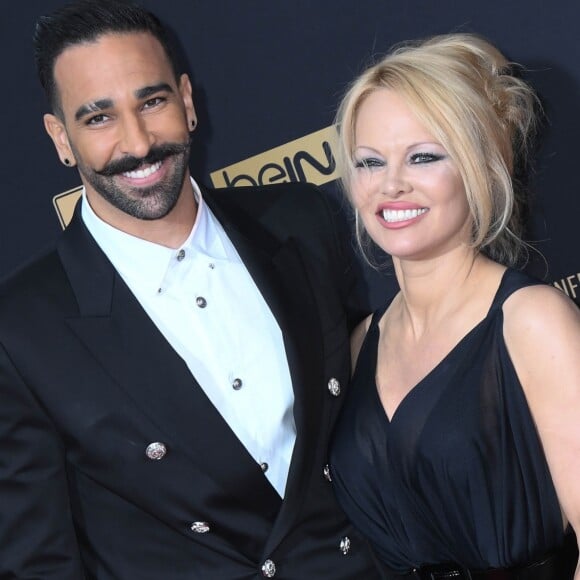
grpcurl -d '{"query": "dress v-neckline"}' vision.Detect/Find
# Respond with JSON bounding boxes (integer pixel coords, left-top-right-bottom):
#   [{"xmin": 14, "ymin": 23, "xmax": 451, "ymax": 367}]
[
  {"xmin": 371, "ymin": 316, "xmax": 488, "ymax": 424},
  {"xmin": 370, "ymin": 269, "xmax": 510, "ymax": 424}
]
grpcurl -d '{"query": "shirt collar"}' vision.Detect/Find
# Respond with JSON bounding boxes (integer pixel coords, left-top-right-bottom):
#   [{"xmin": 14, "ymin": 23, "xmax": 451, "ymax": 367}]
[{"xmin": 81, "ymin": 178, "xmax": 230, "ymax": 294}]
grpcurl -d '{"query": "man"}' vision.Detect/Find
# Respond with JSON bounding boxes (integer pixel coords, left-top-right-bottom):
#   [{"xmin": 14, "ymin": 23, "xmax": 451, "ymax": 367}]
[{"xmin": 0, "ymin": 1, "xmax": 379, "ymax": 578}]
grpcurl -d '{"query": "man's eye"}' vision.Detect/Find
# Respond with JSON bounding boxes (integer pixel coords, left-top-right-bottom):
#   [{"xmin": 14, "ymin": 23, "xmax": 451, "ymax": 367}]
[
  {"xmin": 410, "ymin": 152, "xmax": 443, "ymax": 164},
  {"xmin": 86, "ymin": 114, "xmax": 109, "ymax": 126},
  {"xmin": 143, "ymin": 97, "xmax": 164, "ymax": 109}
]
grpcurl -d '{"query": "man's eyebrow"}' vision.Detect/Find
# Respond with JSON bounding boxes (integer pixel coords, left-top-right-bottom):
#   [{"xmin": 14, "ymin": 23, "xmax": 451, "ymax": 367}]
[
  {"xmin": 135, "ymin": 83, "xmax": 174, "ymax": 100},
  {"xmin": 74, "ymin": 99, "xmax": 113, "ymax": 122}
]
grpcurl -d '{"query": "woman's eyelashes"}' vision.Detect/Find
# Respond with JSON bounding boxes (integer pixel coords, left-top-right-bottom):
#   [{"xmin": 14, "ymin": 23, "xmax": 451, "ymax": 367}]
[
  {"xmin": 354, "ymin": 157, "xmax": 384, "ymax": 170},
  {"xmin": 409, "ymin": 152, "xmax": 445, "ymax": 164}
]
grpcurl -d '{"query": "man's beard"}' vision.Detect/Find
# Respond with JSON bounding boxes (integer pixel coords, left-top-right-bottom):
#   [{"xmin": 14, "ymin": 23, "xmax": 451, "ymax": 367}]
[{"xmin": 75, "ymin": 139, "xmax": 191, "ymax": 221}]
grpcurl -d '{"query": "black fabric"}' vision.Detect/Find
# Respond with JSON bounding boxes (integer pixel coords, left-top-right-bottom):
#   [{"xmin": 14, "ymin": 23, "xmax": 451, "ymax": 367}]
[
  {"xmin": 330, "ymin": 269, "xmax": 569, "ymax": 575},
  {"xmin": 0, "ymin": 184, "xmax": 379, "ymax": 579},
  {"xmin": 380, "ymin": 530, "xmax": 577, "ymax": 579}
]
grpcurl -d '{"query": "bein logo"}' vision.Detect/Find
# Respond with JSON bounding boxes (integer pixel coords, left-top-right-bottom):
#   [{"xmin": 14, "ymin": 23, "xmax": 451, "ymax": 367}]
[{"xmin": 210, "ymin": 126, "xmax": 340, "ymax": 188}]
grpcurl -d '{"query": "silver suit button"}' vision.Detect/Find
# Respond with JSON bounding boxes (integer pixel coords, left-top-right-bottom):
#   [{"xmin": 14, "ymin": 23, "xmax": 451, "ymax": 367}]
[
  {"xmin": 327, "ymin": 377, "xmax": 341, "ymax": 397},
  {"xmin": 323, "ymin": 464, "xmax": 332, "ymax": 482},
  {"xmin": 260, "ymin": 462, "xmax": 269, "ymax": 473},
  {"xmin": 190, "ymin": 521, "xmax": 210, "ymax": 533},
  {"xmin": 340, "ymin": 536, "xmax": 351, "ymax": 555},
  {"xmin": 196, "ymin": 296, "xmax": 207, "ymax": 308},
  {"xmin": 261, "ymin": 559, "xmax": 276, "ymax": 577},
  {"xmin": 145, "ymin": 441, "xmax": 167, "ymax": 460}
]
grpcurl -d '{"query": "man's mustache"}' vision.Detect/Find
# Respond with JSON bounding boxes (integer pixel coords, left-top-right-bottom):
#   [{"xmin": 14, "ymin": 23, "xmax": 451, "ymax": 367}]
[{"xmin": 96, "ymin": 141, "xmax": 190, "ymax": 176}]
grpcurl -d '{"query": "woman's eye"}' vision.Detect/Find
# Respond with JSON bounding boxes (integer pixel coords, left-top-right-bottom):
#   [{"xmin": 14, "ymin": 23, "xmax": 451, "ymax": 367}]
[
  {"xmin": 354, "ymin": 157, "xmax": 384, "ymax": 170},
  {"xmin": 410, "ymin": 152, "xmax": 443, "ymax": 164}
]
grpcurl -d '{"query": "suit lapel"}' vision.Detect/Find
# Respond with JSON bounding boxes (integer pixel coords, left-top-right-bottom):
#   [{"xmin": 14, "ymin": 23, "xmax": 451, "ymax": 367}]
[
  {"xmin": 204, "ymin": 191, "xmax": 326, "ymax": 544},
  {"xmin": 57, "ymin": 207, "xmax": 282, "ymax": 514},
  {"xmin": 203, "ymin": 192, "xmax": 325, "ymax": 441}
]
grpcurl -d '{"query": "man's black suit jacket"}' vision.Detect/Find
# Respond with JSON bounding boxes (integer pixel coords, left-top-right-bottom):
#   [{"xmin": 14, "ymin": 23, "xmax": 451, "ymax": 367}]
[{"xmin": 0, "ymin": 182, "xmax": 379, "ymax": 579}]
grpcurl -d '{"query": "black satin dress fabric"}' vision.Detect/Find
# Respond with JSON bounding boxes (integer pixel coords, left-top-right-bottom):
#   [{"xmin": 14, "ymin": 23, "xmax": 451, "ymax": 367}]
[{"xmin": 330, "ymin": 269, "xmax": 566, "ymax": 573}]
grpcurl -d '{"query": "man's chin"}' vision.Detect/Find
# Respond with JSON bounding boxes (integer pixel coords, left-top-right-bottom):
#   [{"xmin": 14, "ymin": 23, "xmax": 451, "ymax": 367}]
[{"xmin": 120, "ymin": 191, "xmax": 181, "ymax": 221}]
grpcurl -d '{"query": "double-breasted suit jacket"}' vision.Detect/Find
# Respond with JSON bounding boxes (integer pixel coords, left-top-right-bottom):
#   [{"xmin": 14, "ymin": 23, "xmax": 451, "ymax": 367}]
[{"xmin": 0, "ymin": 182, "xmax": 379, "ymax": 579}]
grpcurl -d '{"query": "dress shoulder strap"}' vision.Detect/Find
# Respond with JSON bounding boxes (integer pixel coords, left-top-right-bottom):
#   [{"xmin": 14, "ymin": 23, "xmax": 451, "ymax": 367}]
[
  {"xmin": 370, "ymin": 295, "xmax": 396, "ymax": 329},
  {"xmin": 488, "ymin": 268, "xmax": 544, "ymax": 313}
]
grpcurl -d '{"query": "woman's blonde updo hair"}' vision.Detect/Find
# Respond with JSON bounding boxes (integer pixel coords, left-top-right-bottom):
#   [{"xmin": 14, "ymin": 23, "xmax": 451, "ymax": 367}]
[{"xmin": 335, "ymin": 33, "xmax": 541, "ymax": 267}]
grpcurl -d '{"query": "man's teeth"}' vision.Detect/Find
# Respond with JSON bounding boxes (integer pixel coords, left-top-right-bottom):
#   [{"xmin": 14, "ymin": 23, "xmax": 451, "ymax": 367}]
[
  {"xmin": 382, "ymin": 208, "xmax": 427, "ymax": 223},
  {"xmin": 123, "ymin": 161, "xmax": 162, "ymax": 179}
]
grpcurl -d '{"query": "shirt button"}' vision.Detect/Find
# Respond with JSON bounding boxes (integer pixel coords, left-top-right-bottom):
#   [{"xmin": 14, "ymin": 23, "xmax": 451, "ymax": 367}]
[
  {"xmin": 340, "ymin": 536, "xmax": 351, "ymax": 555},
  {"xmin": 196, "ymin": 296, "xmax": 207, "ymax": 308},
  {"xmin": 177, "ymin": 249, "xmax": 186, "ymax": 261},
  {"xmin": 327, "ymin": 377, "xmax": 341, "ymax": 397},
  {"xmin": 261, "ymin": 559, "xmax": 276, "ymax": 577},
  {"xmin": 190, "ymin": 521, "xmax": 210, "ymax": 533},
  {"xmin": 145, "ymin": 441, "xmax": 167, "ymax": 460},
  {"xmin": 260, "ymin": 462, "xmax": 269, "ymax": 473},
  {"xmin": 232, "ymin": 378, "xmax": 243, "ymax": 390},
  {"xmin": 323, "ymin": 464, "xmax": 332, "ymax": 482},
  {"xmin": 208, "ymin": 263, "xmax": 215, "ymax": 269}
]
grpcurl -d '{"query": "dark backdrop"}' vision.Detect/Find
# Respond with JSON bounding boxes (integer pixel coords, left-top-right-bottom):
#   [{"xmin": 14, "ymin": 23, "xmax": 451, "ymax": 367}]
[{"xmin": 2, "ymin": 1, "xmax": 579, "ymax": 307}]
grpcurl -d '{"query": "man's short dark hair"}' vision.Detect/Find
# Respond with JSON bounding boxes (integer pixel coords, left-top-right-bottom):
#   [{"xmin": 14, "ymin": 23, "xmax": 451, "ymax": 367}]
[{"xmin": 34, "ymin": 0, "xmax": 181, "ymax": 117}]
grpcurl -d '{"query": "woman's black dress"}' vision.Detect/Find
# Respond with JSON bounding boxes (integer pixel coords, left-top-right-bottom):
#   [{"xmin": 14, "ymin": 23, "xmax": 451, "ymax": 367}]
[{"xmin": 330, "ymin": 269, "xmax": 569, "ymax": 573}]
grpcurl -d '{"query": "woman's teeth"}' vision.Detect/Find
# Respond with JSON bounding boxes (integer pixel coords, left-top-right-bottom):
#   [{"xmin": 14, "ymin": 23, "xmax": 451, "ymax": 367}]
[{"xmin": 382, "ymin": 208, "xmax": 427, "ymax": 223}]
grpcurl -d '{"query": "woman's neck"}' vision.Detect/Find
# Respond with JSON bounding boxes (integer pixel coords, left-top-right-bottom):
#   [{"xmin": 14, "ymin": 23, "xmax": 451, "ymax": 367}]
[{"xmin": 392, "ymin": 251, "xmax": 492, "ymax": 338}]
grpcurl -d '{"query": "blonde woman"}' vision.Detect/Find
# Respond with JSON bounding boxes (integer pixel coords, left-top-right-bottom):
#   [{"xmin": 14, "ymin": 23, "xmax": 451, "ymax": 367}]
[{"xmin": 329, "ymin": 33, "xmax": 580, "ymax": 579}]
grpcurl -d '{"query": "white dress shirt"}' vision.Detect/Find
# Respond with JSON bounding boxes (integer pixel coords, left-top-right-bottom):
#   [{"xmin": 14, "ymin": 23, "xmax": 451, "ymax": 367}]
[{"xmin": 81, "ymin": 179, "xmax": 296, "ymax": 496}]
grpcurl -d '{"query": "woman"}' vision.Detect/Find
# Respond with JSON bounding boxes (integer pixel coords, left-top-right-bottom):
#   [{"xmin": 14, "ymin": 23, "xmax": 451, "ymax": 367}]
[{"xmin": 329, "ymin": 33, "xmax": 580, "ymax": 579}]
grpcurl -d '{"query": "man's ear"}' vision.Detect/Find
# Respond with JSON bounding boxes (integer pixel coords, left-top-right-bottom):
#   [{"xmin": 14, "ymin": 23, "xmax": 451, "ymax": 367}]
[
  {"xmin": 43, "ymin": 113, "xmax": 76, "ymax": 167},
  {"xmin": 179, "ymin": 74, "xmax": 197, "ymax": 131}
]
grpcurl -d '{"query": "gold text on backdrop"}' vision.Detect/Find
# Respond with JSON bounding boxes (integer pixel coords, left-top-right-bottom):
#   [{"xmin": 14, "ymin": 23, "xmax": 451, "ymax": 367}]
[
  {"xmin": 210, "ymin": 126, "xmax": 339, "ymax": 188},
  {"xmin": 553, "ymin": 273, "xmax": 580, "ymax": 299}
]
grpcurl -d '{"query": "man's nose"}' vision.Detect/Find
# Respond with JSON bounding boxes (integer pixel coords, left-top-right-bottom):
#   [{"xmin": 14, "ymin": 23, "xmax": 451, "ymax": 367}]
[{"xmin": 118, "ymin": 115, "xmax": 154, "ymax": 159}]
